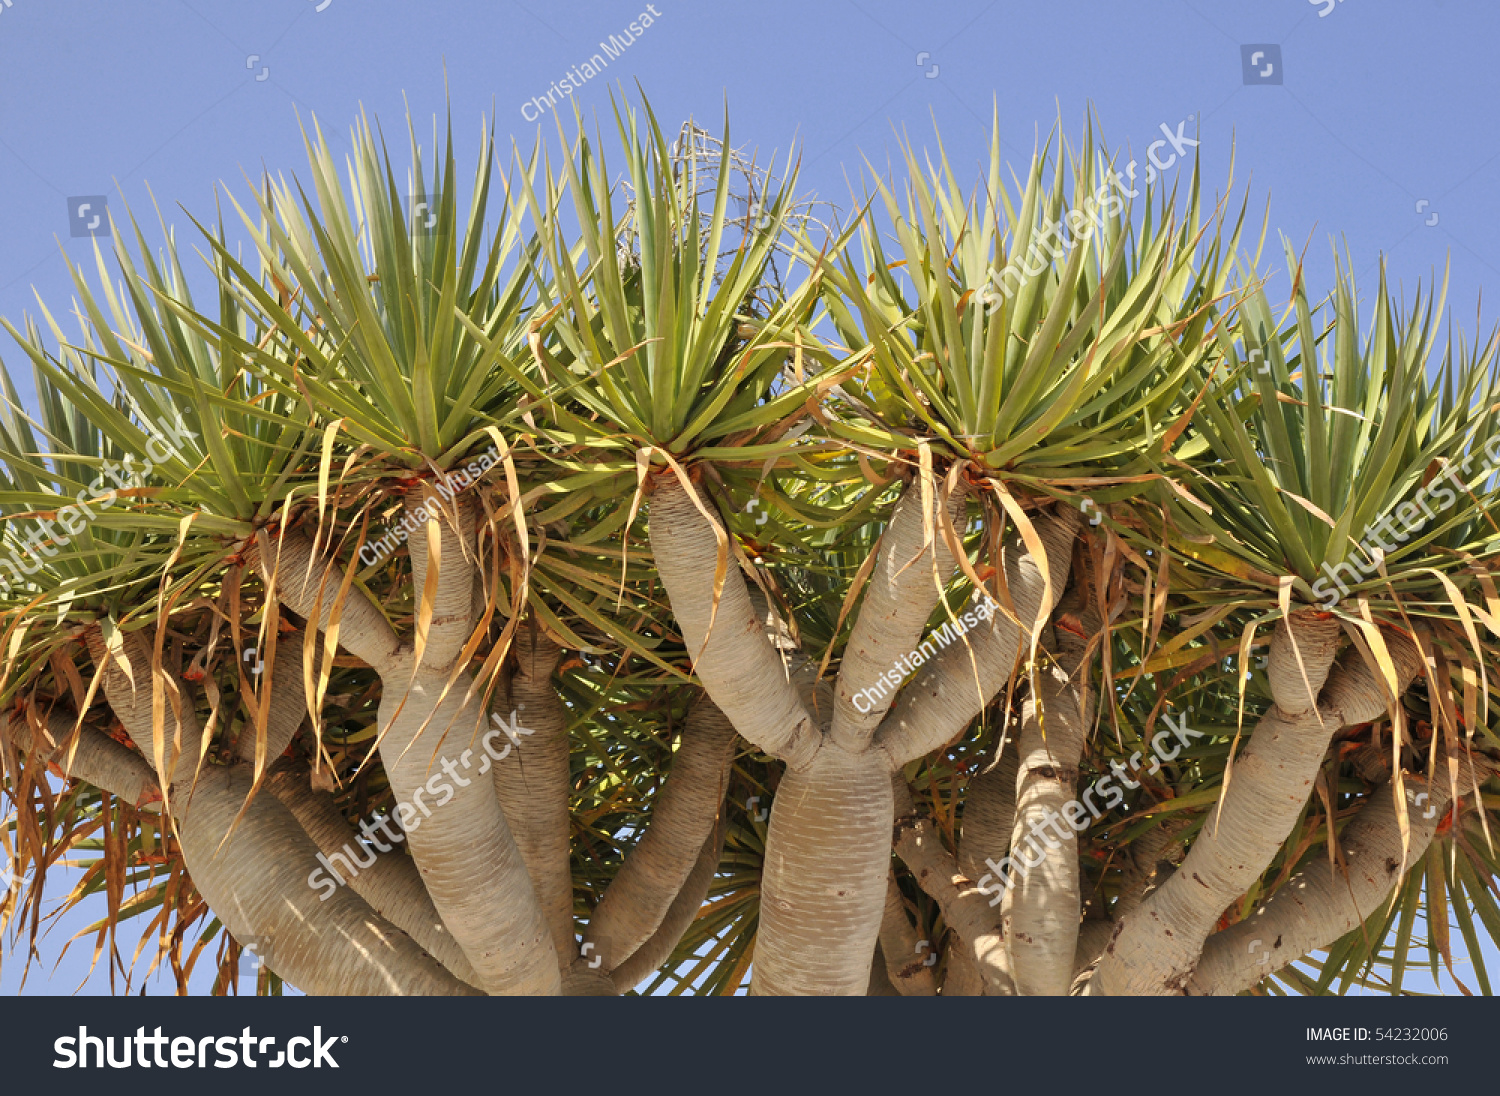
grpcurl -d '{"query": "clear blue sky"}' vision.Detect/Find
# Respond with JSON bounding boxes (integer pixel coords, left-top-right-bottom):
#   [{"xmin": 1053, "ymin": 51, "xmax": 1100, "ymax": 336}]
[{"xmin": 2, "ymin": 0, "xmax": 1497, "ymax": 994}]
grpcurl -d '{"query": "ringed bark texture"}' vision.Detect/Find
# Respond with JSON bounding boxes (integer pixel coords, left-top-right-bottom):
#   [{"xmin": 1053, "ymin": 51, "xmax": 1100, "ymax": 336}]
[
  {"xmin": 1090, "ymin": 618, "xmax": 1422, "ymax": 995},
  {"xmin": 751, "ymin": 744, "xmax": 893, "ymax": 995}
]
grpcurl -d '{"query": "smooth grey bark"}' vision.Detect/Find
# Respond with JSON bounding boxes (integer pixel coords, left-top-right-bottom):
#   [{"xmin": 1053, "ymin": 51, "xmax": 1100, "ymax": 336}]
[
  {"xmin": 1004, "ymin": 580, "xmax": 1097, "ymax": 996},
  {"xmin": 1003, "ymin": 654, "xmax": 1087, "ymax": 995},
  {"xmin": 1090, "ymin": 619, "xmax": 1423, "ymax": 995},
  {"xmin": 252, "ymin": 529, "xmax": 401, "ymax": 673},
  {"xmin": 493, "ymin": 628, "xmax": 577, "ymax": 966},
  {"xmin": 877, "ymin": 872, "xmax": 939, "ymax": 996},
  {"xmin": 235, "ymin": 619, "xmax": 480, "ymax": 986},
  {"xmin": 873, "ymin": 510, "xmax": 1082, "ymax": 768},
  {"xmin": 375, "ymin": 491, "xmax": 559, "ymax": 994},
  {"xmin": 1071, "ymin": 819, "xmax": 1189, "ymax": 985},
  {"xmin": 0, "ymin": 709, "xmax": 161, "ymax": 811},
  {"xmin": 607, "ymin": 816, "xmax": 728, "ymax": 993},
  {"xmin": 1189, "ymin": 758, "xmax": 1491, "ymax": 995},
  {"xmin": 1115, "ymin": 819, "xmax": 1190, "ymax": 921},
  {"xmin": 1072, "ymin": 920, "xmax": 1116, "ymax": 985},
  {"xmin": 647, "ymin": 479, "xmax": 821, "ymax": 769},
  {"xmin": 831, "ymin": 482, "xmax": 966, "ymax": 750},
  {"xmin": 891, "ymin": 776, "xmax": 1012, "ymax": 993},
  {"xmin": 85, "ymin": 625, "xmax": 211, "ymax": 795},
  {"xmin": 264, "ymin": 766, "xmax": 480, "ymax": 986},
  {"xmin": 957, "ymin": 741, "xmax": 1019, "ymax": 884},
  {"xmin": 237, "ymin": 626, "xmax": 322, "ymax": 771},
  {"xmin": 586, "ymin": 694, "xmax": 736, "ymax": 973},
  {"xmin": 867, "ymin": 941, "xmax": 902, "ymax": 995},
  {"xmin": 651, "ymin": 481, "xmax": 1084, "ymax": 995},
  {"xmin": 941, "ymin": 939, "xmax": 986, "ymax": 995},
  {"xmin": 649, "ymin": 478, "xmax": 878, "ymax": 995},
  {"xmin": 957, "ymin": 738, "xmax": 1019, "ymax": 994},
  {"xmin": 752, "ymin": 741, "xmax": 893, "ymax": 995},
  {"xmin": 180, "ymin": 765, "xmax": 479, "ymax": 995},
  {"xmin": 880, "ymin": 511, "xmax": 1082, "ymax": 997},
  {"xmin": 257, "ymin": 501, "xmax": 561, "ymax": 994},
  {"xmin": 88, "ymin": 625, "xmax": 474, "ymax": 995}
]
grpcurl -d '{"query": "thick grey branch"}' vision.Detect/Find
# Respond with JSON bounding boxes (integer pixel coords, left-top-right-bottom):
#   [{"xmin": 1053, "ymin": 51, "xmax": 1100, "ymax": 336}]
[
  {"xmin": 873, "ymin": 510, "xmax": 1080, "ymax": 768},
  {"xmin": 1090, "ymin": 619, "xmax": 1422, "ymax": 995},
  {"xmin": 493, "ymin": 629, "xmax": 577, "ymax": 966},
  {"xmin": 252, "ymin": 529, "xmax": 400, "ymax": 673},
  {"xmin": 1189, "ymin": 758, "xmax": 1490, "ymax": 995},
  {"xmin": 831, "ymin": 480, "xmax": 966, "ymax": 750},
  {"xmin": 607, "ymin": 816, "xmax": 728, "ymax": 993},
  {"xmin": 1, "ymin": 709, "xmax": 160, "ymax": 811},
  {"xmin": 586, "ymin": 694, "xmax": 736, "ymax": 973},
  {"xmin": 265, "ymin": 765, "xmax": 481, "ymax": 988},
  {"xmin": 404, "ymin": 491, "xmax": 480, "ymax": 673},
  {"xmin": 877, "ymin": 872, "xmax": 938, "ymax": 995},
  {"xmin": 648, "ymin": 478, "xmax": 820, "ymax": 769},
  {"xmin": 90, "ymin": 625, "xmax": 473, "ymax": 995}
]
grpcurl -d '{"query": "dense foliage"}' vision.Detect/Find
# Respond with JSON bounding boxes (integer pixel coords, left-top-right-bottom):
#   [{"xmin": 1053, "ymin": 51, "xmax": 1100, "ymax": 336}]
[{"xmin": 1, "ymin": 99, "xmax": 1497, "ymax": 996}]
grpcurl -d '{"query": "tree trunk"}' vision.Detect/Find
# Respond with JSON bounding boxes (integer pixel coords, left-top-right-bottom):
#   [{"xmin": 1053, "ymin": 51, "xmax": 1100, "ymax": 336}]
[
  {"xmin": 494, "ymin": 629, "xmax": 578, "ymax": 966},
  {"xmin": 752, "ymin": 744, "xmax": 893, "ymax": 995}
]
